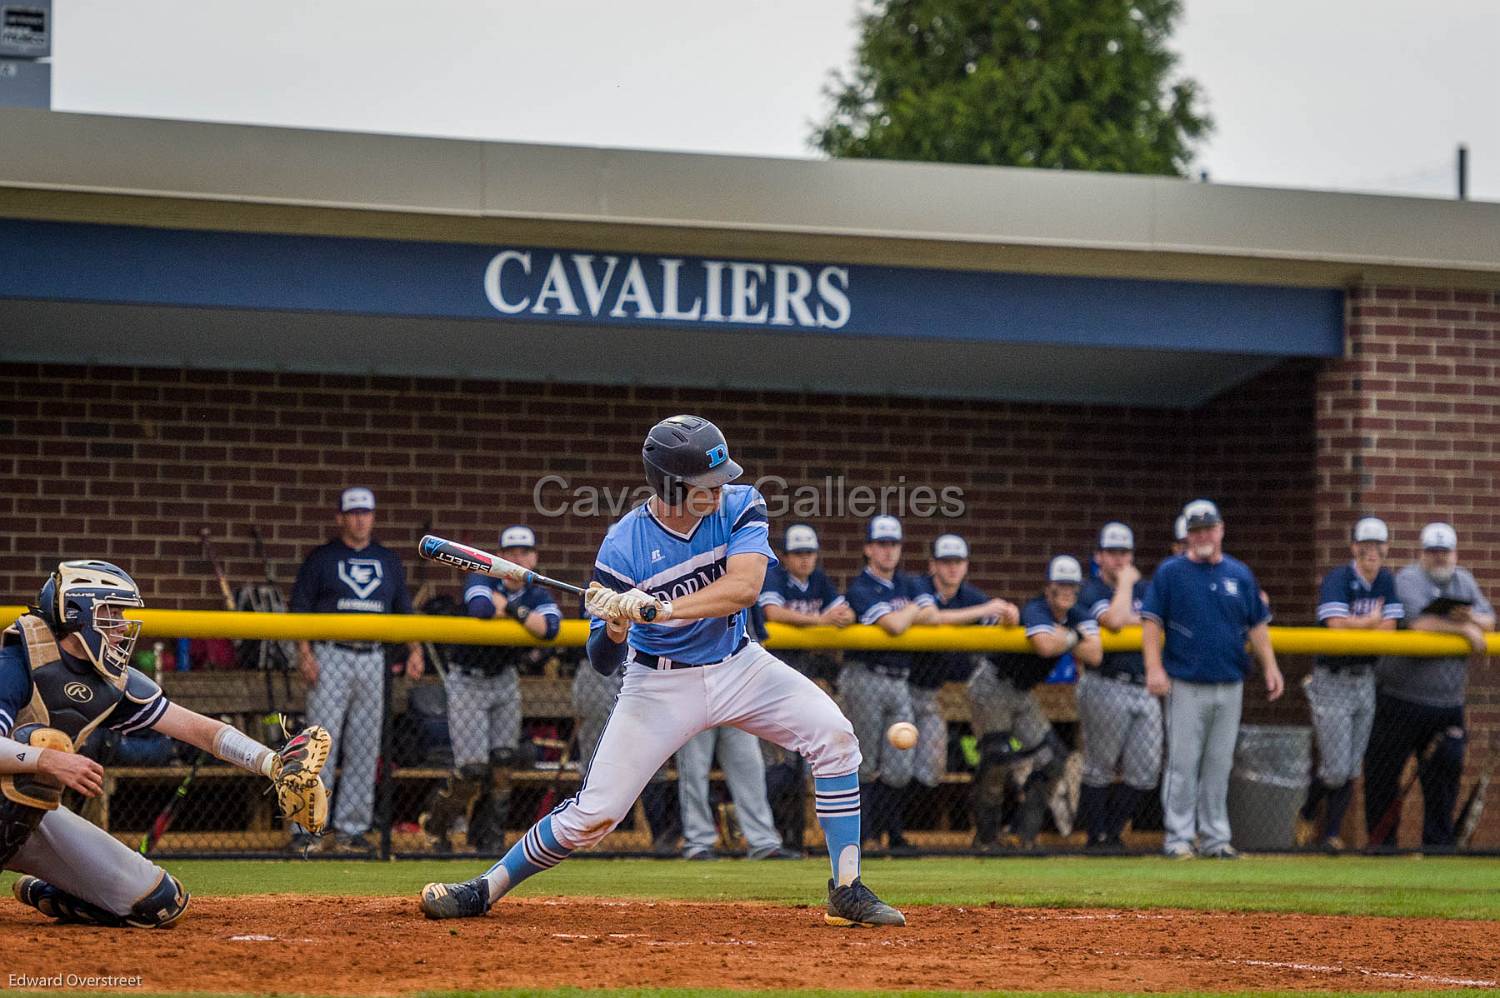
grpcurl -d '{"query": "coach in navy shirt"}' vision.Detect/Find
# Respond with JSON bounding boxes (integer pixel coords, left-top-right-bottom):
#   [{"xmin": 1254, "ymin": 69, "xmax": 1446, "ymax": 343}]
[
  {"xmin": 289, "ymin": 487, "xmax": 422, "ymax": 852},
  {"xmin": 1141, "ymin": 499, "xmax": 1283, "ymax": 859}
]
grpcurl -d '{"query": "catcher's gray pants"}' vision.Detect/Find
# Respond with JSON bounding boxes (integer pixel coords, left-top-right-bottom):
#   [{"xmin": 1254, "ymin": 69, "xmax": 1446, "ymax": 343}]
[
  {"xmin": 1305, "ymin": 667, "xmax": 1375, "ymax": 787},
  {"xmin": 1162, "ymin": 678, "xmax": 1242, "ymax": 854},
  {"xmin": 306, "ymin": 641, "xmax": 384, "ymax": 837},
  {"xmin": 675, "ymin": 726, "xmax": 782, "ymax": 856},
  {"xmin": 966, "ymin": 659, "xmax": 1051, "ymax": 750},
  {"xmin": 1078, "ymin": 670, "xmax": 1163, "ymax": 790},
  {"xmin": 7, "ymin": 805, "xmax": 168, "ymax": 917},
  {"xmin": 909, "ymin": 685, "xmax": 947, "ymax": 788},
  {"xmin": 444, "ymin": 667, "xmax": 521, "ymax": 768},
  {"xmin": 837, "ymin": 661, "xmax": 914, "ymax": 787}
]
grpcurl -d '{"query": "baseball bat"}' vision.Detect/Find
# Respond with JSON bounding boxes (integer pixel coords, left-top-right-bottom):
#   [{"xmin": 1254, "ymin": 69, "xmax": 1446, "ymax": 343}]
[
  {"xmin": 417, "ymin": 534, "xmax": 657, "ymax": 622},
  {"xmin": 139, "ymin": 751, "xmax": 204, "ymax": 855},
  {"xmin": 200, "ymin": 529, "xmax": 236, "ymax": 612},
  {"xmin": 1369, "ymin": 732, "xmax": 1442, "ymax": 846},
  {"xmin": 1456, "ymin": 736, "xmax": 1496, "ymax": 850}
]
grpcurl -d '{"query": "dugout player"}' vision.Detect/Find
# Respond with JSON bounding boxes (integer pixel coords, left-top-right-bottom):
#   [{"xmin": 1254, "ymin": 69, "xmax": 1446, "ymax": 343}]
[
  {"xmin": 1297, "ymin": 516, "xmax": 1402, "ymax": 852},
  {"xmin": 757, "ymin": 523, "xmax": 854, "ymax": 849},
  {"xmin": 1364, "ymin": 521, "xmax": 1493, "ymax": 849},
  {"xmin": 1076, "ymin": 522, "xmax": 1161, "ymax": 850},
  {"xmin": 421, "ymin": 415, "xmax": 904, "ymax": 926},
  {"xmin": 968, "ymin": 555, "xmax": 1100, "ymax": 850},
  {"xmin": 916, "ymin": 534, "xmax": 1018, "ymax": 827},
  {"xmin": 421, "ymin": 524, "xmax": 561, "ymax": 854},
  {"xmin": 1142, "ymin": 500, "xmax": 1284, "ymax": 859},
  {"xmin": 842, "ymin": 515, "xmax": 939, "ymax": 852},
  {"xmin": 3, "ymin": 561, "xmax": 327, "ymax": 927},
  {"xmin": 291, "ymin": 487, "xmax": 423, "ymax": 854}
]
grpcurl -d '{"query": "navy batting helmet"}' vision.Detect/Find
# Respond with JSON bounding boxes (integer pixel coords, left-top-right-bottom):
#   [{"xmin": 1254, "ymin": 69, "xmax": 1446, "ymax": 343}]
[{"xmin": 642, "ymin": 415, "xmax": 743, "ymax": 501}]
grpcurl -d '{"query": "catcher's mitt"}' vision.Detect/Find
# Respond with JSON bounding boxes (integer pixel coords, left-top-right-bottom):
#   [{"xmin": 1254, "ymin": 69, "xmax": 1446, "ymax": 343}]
[{"xmin": 271, "ymin": 725, "xmax": 331, "ymax": 834}]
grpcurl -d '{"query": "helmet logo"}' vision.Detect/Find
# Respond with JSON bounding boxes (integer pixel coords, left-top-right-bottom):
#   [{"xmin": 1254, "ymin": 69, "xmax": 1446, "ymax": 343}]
[
  {"xmin": 64, "ymin": 682, "xmax": 93, "ymax": 703},
  {"xmin": 705, "ymin": 444, "xmax": 728, "ymax": 468}
]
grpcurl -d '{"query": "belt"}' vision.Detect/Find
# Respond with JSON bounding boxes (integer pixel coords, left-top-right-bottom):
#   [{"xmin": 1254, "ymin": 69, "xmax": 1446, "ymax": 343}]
[
  {"xmin": 1099, "ymin": 668, "xmax": 1146, "ymax": 687},
  {"xmin": 863, "ymin": 663, "xmax": 910, "ymax": 680},
  {"xmin": 329, "ymin": 641, "xmax": 380, "ymax": 653},
  {"xmin": 631, "ymin": 636, "xmax": 749, "ymax": 671}
]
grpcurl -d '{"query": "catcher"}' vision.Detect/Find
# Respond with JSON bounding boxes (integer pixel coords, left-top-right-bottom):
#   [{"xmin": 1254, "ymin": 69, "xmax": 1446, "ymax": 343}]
[{"xmin": 1, "ymin": 560, "xmax": 330, "ymax": 927}]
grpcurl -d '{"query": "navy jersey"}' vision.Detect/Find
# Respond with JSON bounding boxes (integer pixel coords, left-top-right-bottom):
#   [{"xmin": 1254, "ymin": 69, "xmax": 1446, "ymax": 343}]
[
  {"xmin": 290, "ymin": 539, "xmax": 413, "ymax": 615},
  {"xmin": 992, "ymin": 594, "xmax": 1098, "ymax": 691},
  {"xmin": 590, "ymin": 484, "xmax": 774, "ymax": 663},
  {"xmin": 912, "ymin": 577, "xmax": 995, "ymax": 689},
  {"xmin": 1141, "ymin": 554, "xmax": 1270, "ymax": 683},
  {"xmin": 758, "ymin": 564, "xmax": 845, "ymax": 617},
  {"xmin": 844, "ymin": 568, "xmax": 937, "ymax": 674},
  {"xmin": 1315, "ymin": 562, "xmax": 1403, "ymax": 670},
  {"xmin": 0, "ymin": 645, "xmax": 168, "ymax": 740},
  {"xmin": 1079, "ymin": 575, "xmax": 1149, "ymax": 679},
  {"xmin": 457, "ymin": 574, "xmax": 564, "ymax": 671}
]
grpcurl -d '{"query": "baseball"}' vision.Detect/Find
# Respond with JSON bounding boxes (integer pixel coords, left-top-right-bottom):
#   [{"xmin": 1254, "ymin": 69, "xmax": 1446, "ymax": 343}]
[{"xmin": 887, "ymin": 721, "xmax": 918, "ymax": 750}]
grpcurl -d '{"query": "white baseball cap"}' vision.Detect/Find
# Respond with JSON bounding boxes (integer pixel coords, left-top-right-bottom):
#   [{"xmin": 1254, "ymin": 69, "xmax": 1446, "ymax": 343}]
[
  {"xmin": 1353, "ymin": 517, "xmax": 1389, "ymax": 543},
  {"xmin": 867, "ymin": 515, "xmax": 902, "ymax": 542},
  {"xmin": 784, "ymin": 524, "xmax": 819, "ymax": 553},
  {"xmin": 1420, "ymin": 522, "xmax": 1457, "ymax": 550},
  {"xmin": 932, "ymin": 534, "xmax": 969, "ymax": 560},
  {"xmin": 1174, "ymin": 514, "xmax": 1188, "ymax": 542},
  {"xmin": 1098, "ymin": 522, "xmax": 1134, "ymax": 551},
  {"xmin": 340, "ymin": 487, "xmax": 375, "ymax": 512},
  {"xmin": 500, "ymin": 525, "xmax": 536, "ymax": 549},
  {"xmin": 1047, "ymin": 555, "xmax": 1084, "ymax": 584},
  {"xmin": 1182, "ymin": 499, "xmax": 1222, "ymax": 530}
]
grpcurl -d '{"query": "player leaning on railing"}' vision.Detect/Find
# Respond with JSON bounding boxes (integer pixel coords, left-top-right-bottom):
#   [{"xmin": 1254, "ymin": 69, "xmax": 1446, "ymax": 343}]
[
  {"xmin": 0, "ymin": 560, "xmax": 330, "ymax": 928},
  {"xmin": 420, "ymin": 415, "xmax": 906, "ymax": 927}
]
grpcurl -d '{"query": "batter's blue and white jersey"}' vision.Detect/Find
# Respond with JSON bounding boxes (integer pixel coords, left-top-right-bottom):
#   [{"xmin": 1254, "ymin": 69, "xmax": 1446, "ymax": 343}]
[
  {"xmin": 844, "ymin": 568, "xmax": 937, "ymax": 674},
  {"xmin": 1315, "ymin": 563, "xmax": 1402, "ymax": 671},
  {"xmin": 591, "ymin": 484, "xmax": 774, "ymax": 663},
  {"xmin": 758, "ymin": 565, "xmax": 844, "ymax": 616}
]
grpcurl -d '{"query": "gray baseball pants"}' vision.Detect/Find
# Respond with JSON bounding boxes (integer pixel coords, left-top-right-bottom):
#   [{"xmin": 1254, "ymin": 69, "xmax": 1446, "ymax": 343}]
[
  {"xmin": 1162, "ymin": 678, "xmax": 1242, "ymax": 854},
  {"xmin": 444, "ymin": 667, "xmax": 521, "ymax": 768},
  {"xmin": 306, "ymin": 642, "xmax": 384, "ymax": 837},
  {"xmin": 1305, "ymin": 667, "xmax": 1375, "ymax": 787},
  {"xmin": 7, "ymin": 805, "xmax": 168, "ymax": 916},
  {"xmin": 837, "ymin": 662, "xmax": 915, "ymax": 787},
  {"xmin": 675, "ymin": 726, "xmax": 782, "ymax": 857},
  {"xmin": 1078, "ymin": 671, "xmax": 1162, "ymax": 790}
]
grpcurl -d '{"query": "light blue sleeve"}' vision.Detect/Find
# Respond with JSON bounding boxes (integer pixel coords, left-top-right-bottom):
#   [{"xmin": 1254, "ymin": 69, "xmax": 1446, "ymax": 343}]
[{"xmin": 726, "ymin": 487, "xmax": 775, "ymax": 564}]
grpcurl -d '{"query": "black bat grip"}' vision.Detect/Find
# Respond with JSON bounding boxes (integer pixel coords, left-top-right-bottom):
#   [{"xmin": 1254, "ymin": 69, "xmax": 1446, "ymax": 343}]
[{"xmin": 641, "ymin": 606, "xmax": 658, "ymax": 622}]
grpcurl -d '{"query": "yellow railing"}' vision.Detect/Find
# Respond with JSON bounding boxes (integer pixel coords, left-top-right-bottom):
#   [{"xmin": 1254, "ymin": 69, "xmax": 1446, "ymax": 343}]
[{"xmin": 0, "ymin": 606, "xmax": 1492, "ymax": 656}]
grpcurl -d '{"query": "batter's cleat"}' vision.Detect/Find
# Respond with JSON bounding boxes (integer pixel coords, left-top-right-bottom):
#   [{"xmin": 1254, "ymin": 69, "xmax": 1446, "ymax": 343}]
[
  {"xmin": 419, "ymin": 877, "xmax": 491, "ymax": 920},
  {"xmin": 825, "ymin": 878, "xmax": 906, "ymax": 927}
]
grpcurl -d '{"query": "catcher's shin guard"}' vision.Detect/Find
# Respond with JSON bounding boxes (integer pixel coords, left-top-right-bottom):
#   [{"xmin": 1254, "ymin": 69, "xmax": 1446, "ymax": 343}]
[{"xmin": 11, "ymin": 873, "xmax": 188, "ymax": 928}]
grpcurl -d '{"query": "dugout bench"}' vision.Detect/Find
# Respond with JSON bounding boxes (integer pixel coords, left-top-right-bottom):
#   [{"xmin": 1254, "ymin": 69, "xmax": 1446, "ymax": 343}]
[{"xmin": 93, "ymin": 671, "xmax": 1077, "ymax": 852}]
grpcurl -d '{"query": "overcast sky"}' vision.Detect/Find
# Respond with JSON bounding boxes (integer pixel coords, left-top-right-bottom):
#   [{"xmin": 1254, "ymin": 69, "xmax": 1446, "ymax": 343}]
[{"xmin": 49, "ymin": 0, "xmax": 1499, "ymax": 201}]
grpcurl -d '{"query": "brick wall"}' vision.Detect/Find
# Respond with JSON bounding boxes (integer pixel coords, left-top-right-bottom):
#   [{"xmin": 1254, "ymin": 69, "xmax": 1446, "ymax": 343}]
[{"xmin": 1, "ymin": 363, "xmax": 1313, "ymax": 613}]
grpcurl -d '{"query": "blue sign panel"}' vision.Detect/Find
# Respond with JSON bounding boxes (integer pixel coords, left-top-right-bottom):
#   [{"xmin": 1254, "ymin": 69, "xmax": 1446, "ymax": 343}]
[{"xmin": 0, "ymin": 219, "xmax": 1342, "ymax": 356}]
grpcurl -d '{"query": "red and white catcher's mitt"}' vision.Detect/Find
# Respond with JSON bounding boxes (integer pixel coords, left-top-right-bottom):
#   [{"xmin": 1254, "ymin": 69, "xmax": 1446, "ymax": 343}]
[{"xmin": 271, "ymin": 725, "xmax": 331, "ymax": 834}]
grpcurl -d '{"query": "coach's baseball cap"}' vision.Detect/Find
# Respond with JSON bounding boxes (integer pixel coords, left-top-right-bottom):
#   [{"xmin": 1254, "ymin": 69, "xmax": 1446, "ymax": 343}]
[
  {"xmin": 1173, "ymin": 514, "xmax": 1188, "ymax": 542},
  {"xmin": 500, "ymin": 525, "xmax": 536, "ymax": 550},
  {"xmin": 1047, "ymin": 555, "xmax": 1084, "ymax": 585},
  {"xmin": 867, "ymin": 515, "xmax": 902, "ymax": 542},
  {"xmin": 932, "ymin": 533, "xmax": 969, "ymax": 560},
  {"xmin": 340, "ymin": 487, "xmax": 375, "ymax": 512},
  {"xmin": 1098, "ymin": 522, "xmax": 1134, "ymax": 551},
  {"xmin": 1353, "ymin": 517, "xmax": 1390, "ymax": 543},
  {"xmin": 1420, "ymin": 522, "xmax": 1458, "ymax": 550},
  {"xmin": 1182, "ymin": 499, "xmax": 1222, "ymax": 530},
  {"xmin": 784, "ymin": 524, "xmax": 819, "ymax": 553}
]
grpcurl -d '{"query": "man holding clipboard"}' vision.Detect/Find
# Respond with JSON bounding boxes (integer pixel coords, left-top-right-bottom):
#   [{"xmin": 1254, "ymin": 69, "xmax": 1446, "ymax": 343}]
[{"xmin": 1364, "ymin": 522, "xmax": 1493, "ymax": 849}]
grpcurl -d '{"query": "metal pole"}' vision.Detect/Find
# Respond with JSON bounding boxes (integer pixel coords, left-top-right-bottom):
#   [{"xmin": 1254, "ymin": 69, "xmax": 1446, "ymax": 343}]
[{"xmin": 1458, "ymin": 144, "xmax": 1469, "ymax": 200}]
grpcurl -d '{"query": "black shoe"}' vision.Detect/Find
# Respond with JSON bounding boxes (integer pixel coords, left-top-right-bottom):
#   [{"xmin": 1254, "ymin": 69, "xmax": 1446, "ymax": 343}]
[
  {"xmin": 825, "ymin": 878, "xmax": 906, "ymax": 927},
  {"xmin": 419, "ymin": 876, "xmax": 491, "ymax": 919}
]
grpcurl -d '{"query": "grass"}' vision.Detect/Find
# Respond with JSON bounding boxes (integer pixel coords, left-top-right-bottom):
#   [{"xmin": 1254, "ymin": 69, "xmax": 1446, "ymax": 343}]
[{"xmin": 5, "ymin": 854, "xmax": 1498, "ymax": 920}]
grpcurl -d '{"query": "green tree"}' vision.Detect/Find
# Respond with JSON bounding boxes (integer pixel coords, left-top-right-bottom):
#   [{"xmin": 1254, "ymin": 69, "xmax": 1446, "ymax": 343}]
[{"xmin": 812, "ymin": 0, "xmax": 1210, "ymax": 175}]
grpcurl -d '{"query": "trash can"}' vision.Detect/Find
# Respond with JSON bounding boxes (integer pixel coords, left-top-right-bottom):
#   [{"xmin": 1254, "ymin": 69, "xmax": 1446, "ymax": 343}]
[{"xmin": 1228, "ymin": 725, "xmax": 1312, "ymax": 851}]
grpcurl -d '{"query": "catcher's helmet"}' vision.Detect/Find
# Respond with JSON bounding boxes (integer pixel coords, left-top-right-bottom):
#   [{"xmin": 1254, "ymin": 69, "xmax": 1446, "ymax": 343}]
[
  {"xmin": 642, "ymin": 415, "xmax": 743, "ymax": 502},
  {"xmin": 35, "ymin": 560, "xmax": 144, "ymax": 683}
]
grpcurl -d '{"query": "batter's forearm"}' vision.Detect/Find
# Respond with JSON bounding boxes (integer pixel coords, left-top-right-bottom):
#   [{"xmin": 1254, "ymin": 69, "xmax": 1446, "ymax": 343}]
[{"xmin": 669, "ymin": 575, "xmax": 760, "ymax": 620}]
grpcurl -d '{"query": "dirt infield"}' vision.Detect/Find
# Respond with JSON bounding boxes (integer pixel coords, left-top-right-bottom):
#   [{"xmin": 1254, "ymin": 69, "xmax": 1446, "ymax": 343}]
[{"xmin": 2, "ymin": 895, "xmax": 1497, "ymax": 993}]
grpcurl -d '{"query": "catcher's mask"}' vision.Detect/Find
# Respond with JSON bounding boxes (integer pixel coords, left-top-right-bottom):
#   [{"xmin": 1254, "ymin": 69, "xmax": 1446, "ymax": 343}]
[{"xmin": 35, "ymin": 560, "xmax": 144, "ymax": 683}]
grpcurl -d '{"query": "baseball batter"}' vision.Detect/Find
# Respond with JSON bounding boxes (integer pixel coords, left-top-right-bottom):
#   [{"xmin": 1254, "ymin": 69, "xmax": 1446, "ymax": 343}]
[
  {"xmin": 421, "ymin": 415, "xmax": 904, "ymax": 926},
  {"xmin": 2, "ymin": 561, "xmax": 328, "ymax": 927},
  {"xmin": 1075, "ymin": 522, "xmax": 1161, "ymax": 849}
]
